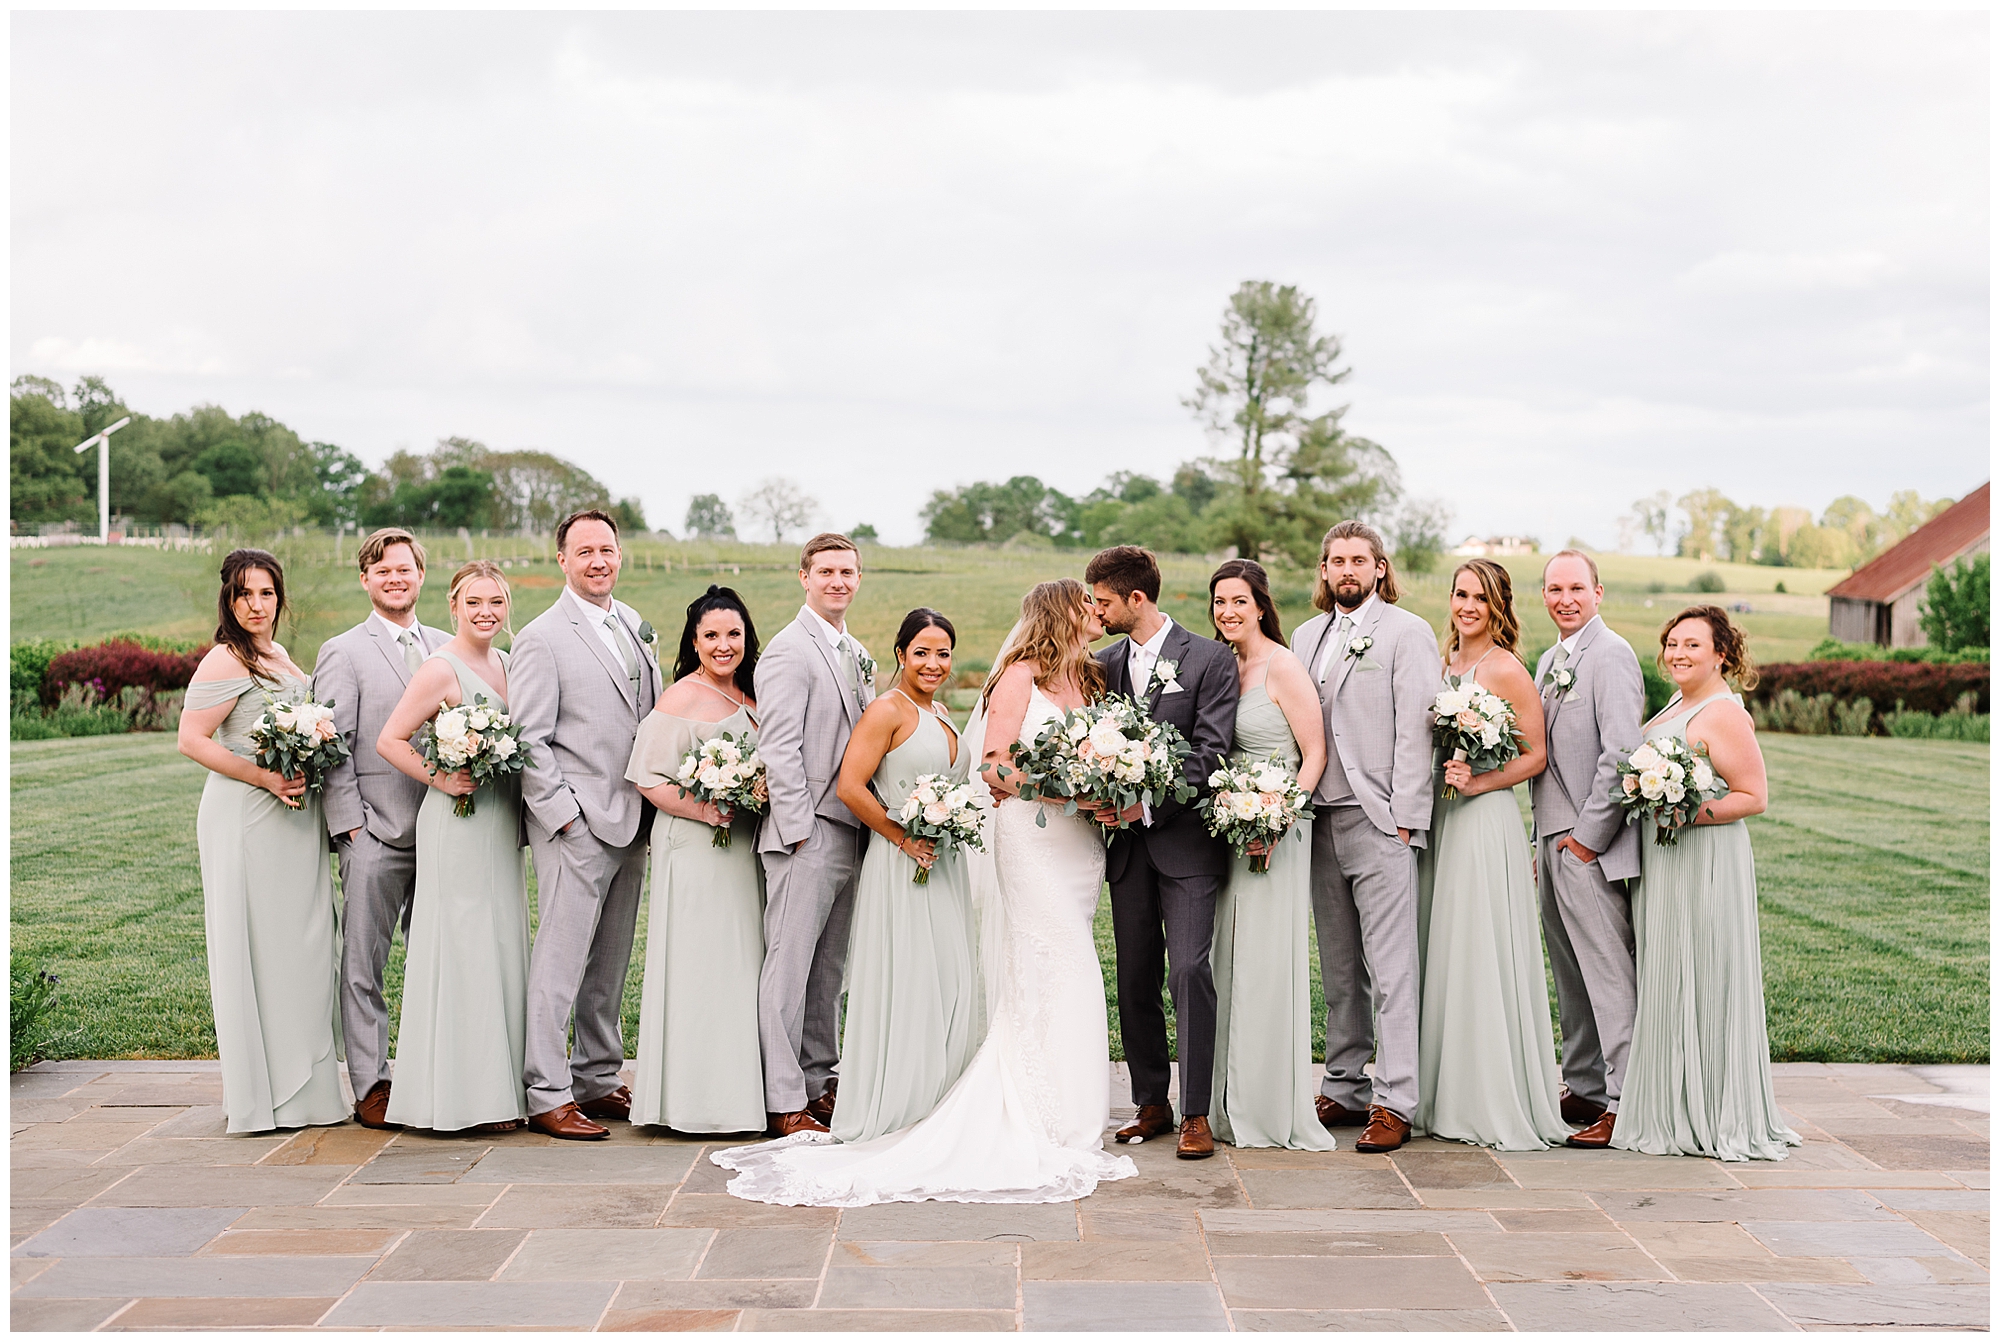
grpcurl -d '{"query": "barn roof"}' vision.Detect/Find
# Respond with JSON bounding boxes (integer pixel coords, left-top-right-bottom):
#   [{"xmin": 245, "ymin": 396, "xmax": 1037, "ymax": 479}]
[{"xmin": 1826, "ymin": 482, "xmax": 1991, "ymax": 604}]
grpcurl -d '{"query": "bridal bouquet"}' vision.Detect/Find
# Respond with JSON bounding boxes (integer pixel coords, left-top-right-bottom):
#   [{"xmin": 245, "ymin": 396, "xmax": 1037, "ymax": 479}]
[
  {"xmin": 896, "ymin": 773, "xmax": 985, "ymax": 885},
  {"xmin": 248, "ymin": 696, "xmax": 351, "ymax": 810},
  {"xmin": 999, "ymin": 694, "xmax": 1195, "ymax": 833},
  {"xmin": 672, "ymin": 731, "xmax": 766, "ymax": 848},
  {"xmin": 1199, "ymin": 754, "xmax": 1314, "ymax": 873},
  {"xmin": 1616, "ymin": 736, "xmax": 1728, "ymax": 846},
  {"xmin": 1431, "ymin": 682, "xmax": 1524, "ymax": 800},
  {"xmin": 422, "ymin": 694, "xmax": 530, "ymax": 818}
]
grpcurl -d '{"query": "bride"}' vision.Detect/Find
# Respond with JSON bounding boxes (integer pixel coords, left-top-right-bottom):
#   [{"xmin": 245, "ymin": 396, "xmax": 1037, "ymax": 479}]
[{"xmin": 713, "ymin": 579, "xmax": 1137, "ymax": 1206}]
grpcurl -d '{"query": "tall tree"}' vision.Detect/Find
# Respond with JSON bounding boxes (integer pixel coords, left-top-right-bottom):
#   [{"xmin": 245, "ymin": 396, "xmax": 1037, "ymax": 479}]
[
  {"xmin": 1676, "ymin": 487, "xmax": 1733, "ymax": 561},
  {"xmin": 685, "ymin": 493, "xmax": 736, "ymax": 539},
  {"xmin": 739, "ymin": 477, "xmax": 817, "ymax": 543}
]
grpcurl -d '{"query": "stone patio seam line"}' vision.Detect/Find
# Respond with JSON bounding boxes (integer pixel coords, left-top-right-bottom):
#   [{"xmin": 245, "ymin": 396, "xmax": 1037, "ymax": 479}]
[
  {"xmin": 1439, "ymin": 1227, "xmax": 1512, "ymax": 1323},
  {"xmin": 1742, "ymin": 1281, "xmax": 1798, "ymax": 1329},
  {"xmin": 684, "ymin": 1226, "xmax": 721, "ymax": 1277},
  {"xmin": 490, "ymin": 1217, "xmax": 536, "ymax": 1280},
  {"xmin": 1014, "ymin": 1240, "xmax": 1026, "ymax": 1331},
  {"xmin": 468, "ymin": 1182, "xmax": 517, "ymax": 1231},
  {"xmin": 809, "ymin": 1210, "xmax": 841, "ymax": 1309},
  {"xmin": 77, "ymin": 1163, "xmax": 144, "ymax": 1206},
  {"xmin": 94, "ymin": 1297, "xmax": 140, "ymax": 1332}
]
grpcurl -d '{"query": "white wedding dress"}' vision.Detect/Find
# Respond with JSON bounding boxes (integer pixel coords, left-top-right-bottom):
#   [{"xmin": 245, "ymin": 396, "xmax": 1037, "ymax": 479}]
[{"xmin": 713, "ymin": 687, "xmax": 1137, "ymax": 1206}]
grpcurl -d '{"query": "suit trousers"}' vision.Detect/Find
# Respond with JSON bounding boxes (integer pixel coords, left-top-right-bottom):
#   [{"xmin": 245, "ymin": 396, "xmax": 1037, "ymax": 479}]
[
  {"xmin": 1109, "ymin": 839, "xmax": 1221, "ymax": 1118},
  {"xmin": 523, "ymin": 823, "xmax": 648, "ymax": 1114},
  {"xmin": 758, "ymin": 819, "xmax": 864, "ymax": 1112},
  {"xmin": 1311, "ymin": 803, "xmax": 1421, "ymax": 1120},
  {"xmin": 1537, "ymin": 831, "xmax": 1637, "ymax": 1113},
  {"xmin": 337, "ymin": 829, "xmax": 418, "ymax": 1097}
]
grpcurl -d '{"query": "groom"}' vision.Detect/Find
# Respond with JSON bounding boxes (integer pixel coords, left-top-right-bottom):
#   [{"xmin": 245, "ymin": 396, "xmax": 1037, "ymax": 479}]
[{"xmin": 1088, "ymin": 545, "xmax": 1237, "ymax": 1160}]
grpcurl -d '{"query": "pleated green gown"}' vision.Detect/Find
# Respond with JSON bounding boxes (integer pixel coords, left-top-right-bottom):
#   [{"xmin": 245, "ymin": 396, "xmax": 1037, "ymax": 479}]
[
  {"xmin": 1210, "ymin": 686, "xmax": 1336, "ymax": 1151},
  {"xmin": 833, "ymin": 707, "xmax": 981, "ymax": 1144},
  {"xmin": 1613, "ymin": 691, "xmax": 1800, "ymax": 1162}
]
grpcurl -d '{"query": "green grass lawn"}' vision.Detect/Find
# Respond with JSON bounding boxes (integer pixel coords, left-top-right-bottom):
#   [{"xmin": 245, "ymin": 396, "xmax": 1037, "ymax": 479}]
[{"xmin": 13, "ymin": 731, "xmax": 1985, "ymax": 1065}]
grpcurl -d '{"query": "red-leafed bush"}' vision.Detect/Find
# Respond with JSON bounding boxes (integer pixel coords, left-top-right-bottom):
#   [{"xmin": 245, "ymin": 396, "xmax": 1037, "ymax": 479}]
[
  {"xmin": 44, "ymin": 640, "xmax": 207, "ymax": 710},
  {"xmin": 1751, "ymin": 661, "xmax": 1990, "ymax": 720}
]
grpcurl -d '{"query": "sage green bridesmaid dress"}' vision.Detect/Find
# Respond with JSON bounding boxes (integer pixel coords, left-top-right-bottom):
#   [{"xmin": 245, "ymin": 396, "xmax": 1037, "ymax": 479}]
[
  {"xmin": 623, "ymin": 702, "xmax": 768, "ymax": 1134},
  {"xmin": 385, "ymin": 650, "xmax": 530, "ymax": 1132},
  {"xmin": 833, "ymin": 704, "xmax": 981, "ymax": 1144},
  {"xmin": 1414, "ymin": 662, "xmax": 1569, "ymax": 1151},
  {"xmin": 188, "ymin": 667, "xmax": 348, "ymax": 1134},
  {"xmin": 1210, "ymin": 685, "xmax": 1336, "ymax": 1151},
  {"xmin": 1613, "ymin": 691, "xmax": 1800, "ymax": 1162}
]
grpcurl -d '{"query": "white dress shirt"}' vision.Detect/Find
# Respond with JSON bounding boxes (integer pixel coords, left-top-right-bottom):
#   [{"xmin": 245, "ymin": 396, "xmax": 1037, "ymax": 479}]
[
  {"xmin": 1314, "ymin": 593, "xmax": 1378, "ymax": 682},
  {"xmin": 564, "ymin": 584, "xmax": 636, "ymax": 671},
  {"xmin": 1125, "ymin": 615, "xmax": 1175, "ymax": 697},
  {"xmin": 369, "ymin": 609, "xmax": 426, "ymax": 668},
  {"xmin": 1556, "ymin": 614, "xmax": 1603, "ymax": 659}
]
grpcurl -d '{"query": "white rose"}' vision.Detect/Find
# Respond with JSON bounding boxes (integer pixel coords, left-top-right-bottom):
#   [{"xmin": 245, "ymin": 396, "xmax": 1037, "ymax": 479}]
[
  {"xmin": 1665, "ymin": 761, "xmax": 1685, "ymax": 784},
  {"xmin": 467, "ymin": 709, "xmax": 491, "ymax": 731},
  {"xmin": 1691, "ymin": 761, "xmax": 1715, "ymax": 793},
  {"xmin": 1435, "ymin": 689, "xmax": 1471, "ymax": 716},
  {"xmin": 1066, "ymin": 717, "xmax": 1090, "ymax": 742},
  {"xmin": 955, "ymin": 807, "xmax": 978, "ymax": 828},
  {"xmin": 1229, "ymin": 793, "xmax": 1261, "ymax": 822},
  {"xmin": 489, "ymin": 734, "xmax": 517, "ymax": 760},
  {"xmin": 1628, "ymin": 743, "xmax": 1663, "ymax": 772},
  {"xmin": 1638, "ymin": 769, "xmax": 1667, "ymax": 800},
  {"xmin": 676, "ymin": 758, "xmax": 698, "ymax": 782},
  {"xmin": 697, "ymin": 762, "xmax": 723, "ymax": 789},
  {"xmin": 1088, "ymin": 719, "xmax": 1129, "ymax": 757},
  {"xmin": 435, "ymin": 709, "xmax": 468, "ymax": 741},
  {"xmin": 923, "ymin": 801, "xmax": 950, "ymax": 825}
]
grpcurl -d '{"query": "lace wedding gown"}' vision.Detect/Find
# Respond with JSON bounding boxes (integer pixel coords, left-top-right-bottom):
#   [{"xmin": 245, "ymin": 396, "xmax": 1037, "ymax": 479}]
[{"xmin": 713, "ymin": 687, "xmax": 1137, "ymax": 1205}]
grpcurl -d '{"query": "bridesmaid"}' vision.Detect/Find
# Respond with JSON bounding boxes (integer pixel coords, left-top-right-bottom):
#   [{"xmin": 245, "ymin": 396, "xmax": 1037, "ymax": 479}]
[
  {"xmin": 1613, "ymin": 607, "xmax": 1800, "ymax": 1162},
  {"xmin": 178, "ymin": 549, "xmax": 347, "ymax": 1134},
  {"xmin": 1206, "ymin": 560, "xmax": 1336, "ymax": 1151},
  {"xmin": 624, "ymin": 586, "xmax": 768, "ymax": 1134},
  {"xmin": 1415, "ymin": 559, "xmax": 1569, "ymax": 1150},
  {"xmin": 829, "ymin": 608, "xmax": 981, "ymax": 1143},
  {"xmin": 376, "ymin": 561, "xmax": 529, "ymax": 1134}
]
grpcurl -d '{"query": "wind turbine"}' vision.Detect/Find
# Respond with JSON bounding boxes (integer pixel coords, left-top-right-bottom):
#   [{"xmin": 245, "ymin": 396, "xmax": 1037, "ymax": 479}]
[{"xmin": 73, "ymin": 416, "xmax": 132, "ymax": 544}]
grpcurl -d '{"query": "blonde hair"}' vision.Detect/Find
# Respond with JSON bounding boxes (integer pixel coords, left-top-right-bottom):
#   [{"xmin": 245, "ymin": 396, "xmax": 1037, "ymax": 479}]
[
  {"xmin": 1313, "ymin": 519, "xmax": 1401, "ymax": 610},
  {"xmin": 1443, "ymin": 559, "xmax": 1520, "ymax": 662},
  {"xmin": 982, "ymin": 578, "xmax": 1106, "ymax": 708},
  {"xmin": 447, "ymin": 560, "xmax": 513, "ymax": 638}
]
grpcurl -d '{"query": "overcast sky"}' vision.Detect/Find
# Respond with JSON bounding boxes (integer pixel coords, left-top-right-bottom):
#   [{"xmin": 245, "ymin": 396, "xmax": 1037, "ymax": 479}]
[{"xmin": 12, "ymin": 11, "xmax": 1988, "ymax": 548}]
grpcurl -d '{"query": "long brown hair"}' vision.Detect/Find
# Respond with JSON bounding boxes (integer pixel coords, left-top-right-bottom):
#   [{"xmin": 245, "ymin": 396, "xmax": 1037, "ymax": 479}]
[
  {"xmin": 1659, "ymin": 605, "xmax": 1760, "ymax": 692},
  {"xmin": 982, "ymin": 578, "xmax": 1106, "ymax": 708},
  {"xmin": 1312, "ymin": 519, "xmax": 1402, "ymax": 611},
  {"xmin": 1443, "ymin": 559, "xmax": 1520, "ymax": 663},
  {"xmin": 214, "ymin": 548, "xmax": 287, "ymax": 682},
  {"xmin": 1209, "ymin": 559, "xmax": 1284, "ymax": 644}
]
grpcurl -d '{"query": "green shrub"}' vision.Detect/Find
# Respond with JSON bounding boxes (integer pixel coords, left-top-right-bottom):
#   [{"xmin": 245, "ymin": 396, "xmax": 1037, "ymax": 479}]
[
  {"xmin": 1640, "ymin": 659, "xmax": 1675, "ymax": 717},
  {"xmin": 1688, "ymin": 571, "xmax": 1725, "ymax": 594},
  {"xmin": 1833, "ymin": 696, "xmax": 1875, "ymax": 736},
  {"xmin": 1920, "ymin": 554, "xmax": 1989, "ymax": 653},
  {"xmin": 1883, "ymin": 693, "xmax": 1991, "ymax": 743},
  {"xmin": 10, "ymin": 638, "xmax": 73, "ymax": 710},
  {"xmin": 1808, "ymin": 638, "xmax": 1989, "ymax": 665},
  {"xmin": 1754, "ymin": 688, "xmax": 1837, "ymax": 734},
  {"xmin": 10, "ymin": 956, "xmax": 70, "ymax": 1071}
]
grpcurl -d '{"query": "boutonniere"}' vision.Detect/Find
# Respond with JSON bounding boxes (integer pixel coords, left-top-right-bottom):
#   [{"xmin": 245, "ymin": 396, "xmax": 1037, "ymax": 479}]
[
  {"xmin": 1545, "ymin": 666, "xmax": 1576, "ymax": 698},
  {"xmin": 1148, "ymin": 657, "xmax": 1184, "ymax": 694},
  {"xmin": 856, "ymin": 650, "xmax": 877, "ymax": 682},
  {"xmin": 1344, "ymin": 636, "xmax": 1374, "ymax": 661},
  {"xmin": 635, "ymin": 620, "xmax": 661, "ymax": 663}
]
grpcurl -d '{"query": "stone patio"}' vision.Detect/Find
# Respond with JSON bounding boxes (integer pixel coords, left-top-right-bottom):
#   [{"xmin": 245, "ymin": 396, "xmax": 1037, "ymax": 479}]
[{"xmin": 11, "ymin": 1060, "xmax": 1989, "ymax": 1331}]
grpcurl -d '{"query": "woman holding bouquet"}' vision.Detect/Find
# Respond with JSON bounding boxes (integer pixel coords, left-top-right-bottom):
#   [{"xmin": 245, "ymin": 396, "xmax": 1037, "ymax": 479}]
[
  {"xmin": 180, "ymin": 549, "xmax": 349, "ymax": 1134},
  {"xmin": 1205, "ymin": 560, "xmax": 1335, "ymax": 1151},
  {"xmin": 826, "ymin": 608, "xmax": 980, "ymax": 1143},
  {"xmin": 622, "ymin": 586, "xmax": 768, "ymax": 1134},
  {"xmin": 1415, "ymin": 559, "xmax": 1568, "ymax": 1150},
  {"xmin": 1613, "ymin": 608, "xmax": 1797, "ymax": 1162},
  {"xmin": 376, "ymin": 561, "xmax": 529, "ymax": 1133}
]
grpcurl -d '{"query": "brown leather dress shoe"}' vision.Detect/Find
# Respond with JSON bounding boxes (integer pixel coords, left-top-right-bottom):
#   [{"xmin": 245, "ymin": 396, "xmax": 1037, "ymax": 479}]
[
  {"xmin": 1559, "ymin": 1088, "xmax": 1607, "ymax": 1128},
  {"xmin": 528, "ymin": 1102, "xmax": 610, "ymax": 1141},
  {"xmin": 805, "ymin": 1079, "xmax": 838, "ymax": 1128},
  {"xmin": 1176, "ymin": 1115, "xmax": 1216, "ymax": 1159},
  {"xmin": 1114, "ymin": 1104, "xmax": 1176, "ymax": 1144},
  {"xmin": 767, "ymin": 1109, "xmax": 831, "ymax": 1138},
  {"xmin": 579, "ymin": 1085, "xmax": 632, "ymax": 1123},
  {"xmin": 354, "ymin": 1080, "xmax": 399, "ymax": 1130},
  {"xmin": 1315, "ymin": 1095, "xmax": 1368, "ymax": 1129},
  {"xmin": 1565, "ymin": 1110, "xmax": 1617, "ymax": 1149},
  {"xmin": 1353, "ymin": 1105, "xmax": 1412, "ymax": 1153}
]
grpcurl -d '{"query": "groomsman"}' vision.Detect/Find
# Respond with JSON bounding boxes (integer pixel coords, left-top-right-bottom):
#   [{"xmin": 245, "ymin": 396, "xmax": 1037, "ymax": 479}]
[
  {"xmin": 1293, "ymin": 521, "xmax": 1441, "ymax": 1154},
  {"xmin": 511, "ymin": 510, "xmax": 662, "ymax": 1139},
  {"xmin": 314, "ymin": 528, "xmax": 448, "ymax": 1129},
  {"xmin": 1532, "ymin": 550, "xmax": 1644, "ymax": 1150},
  {"xmin": 756, "ymin": 534, "xmax": 874, "ymax": 1137},
  {"xmin": 1088, "ymin": 545, "xmax": 1237, "ymax": 1160}
]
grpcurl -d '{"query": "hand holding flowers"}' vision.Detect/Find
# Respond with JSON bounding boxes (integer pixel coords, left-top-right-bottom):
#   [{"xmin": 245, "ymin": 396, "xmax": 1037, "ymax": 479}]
[
  {"xmin": 1430, "ymin": 682, "xmax": 1524, "ymax": 800},
  {"xmin": 1198, "ymin": 753, "xmax": 1314, "ymax": 873},
  {"xmin": 895, "ymin": 774, "xmax": 985, "ymax": 885},
  {"xmin": 672, "ymin": 731, "xmax": 768, "ymax": 848},
  {"xmin": 989, "ymin": 694, "xmax": 1195, "ymax": 836},
  {"xmin": 1616, "ymin": 735, "xmax": 1728, "ymax": 846},
  {"xmin": 248, "ymin": 697, "xmax": 350, "ymax": 810},
  {"xmin": 421, "ymin": 693, "xmax": 531, "ymax": 818}
]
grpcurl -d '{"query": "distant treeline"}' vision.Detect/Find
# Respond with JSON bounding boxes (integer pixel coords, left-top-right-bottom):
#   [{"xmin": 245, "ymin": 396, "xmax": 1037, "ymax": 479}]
[{"xmin": 1622, "ymin": 487, "xmax": 1955, "ymax": 570}]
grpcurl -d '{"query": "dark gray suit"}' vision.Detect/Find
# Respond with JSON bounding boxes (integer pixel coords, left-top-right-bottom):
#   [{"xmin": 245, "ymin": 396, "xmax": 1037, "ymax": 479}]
[
  {"xmin": 1531, "ymin": 616, "xmax": 1644, "ymax": 1114},
  {"xmin": 312, "ymin": 614, "xmax": 449, "ymax": 1100},
  {"xmin": 1096, "ymin": 621, "xmax": 1237, "ymax": 1119}
]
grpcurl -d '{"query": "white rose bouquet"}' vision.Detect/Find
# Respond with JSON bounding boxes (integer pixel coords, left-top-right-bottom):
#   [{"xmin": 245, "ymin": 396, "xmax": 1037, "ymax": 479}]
[
  {"xmin": 994, "ymin": 693, "xmax": 1195, "ymax": 835},
  {"xmin": 1198, "ymin": 753, "xmax": 1314, "ymax": 873},
  {"xmin": 421, "ymin": 693, "xmax": 531, "ymax": 818},
  {"xmin": 1616, "ymin": 735, "xmax": 1729, "ymax": 846},
  {"xmin": 896, "ymin": 773, "xmax": 986, "ymax": 886},
  {"xmin": 1430, "ymin": 681, "xmax": 1525, "ymax": 800},
  {"xmin": 671, "ymin": 731, "xmax": 767, "ymax": 848},
  {"xmin": 248, "ymin": 696, "xmax": 350, "ymax": 810}
]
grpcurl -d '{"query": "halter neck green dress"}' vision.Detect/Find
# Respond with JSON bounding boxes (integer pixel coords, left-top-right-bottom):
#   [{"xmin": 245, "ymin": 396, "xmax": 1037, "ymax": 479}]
[
  {"xmin": 1210, "ymin": 684, "xmax": 1337, "ymax": 1150},
  {"xmin": 187, "ymin": 665, "xmax": 347, "ymax": 1134},
  {"xmin": 385, "ymin": 649, "xmax": 530, "ymax": 1132},
  {"xmin": 1612, "ymin": 691, "xmax": 1800, "ymax": 1162},
  {"xmin": 833, "ymin": 704, "xmax": 980, "ymax": 1144}
]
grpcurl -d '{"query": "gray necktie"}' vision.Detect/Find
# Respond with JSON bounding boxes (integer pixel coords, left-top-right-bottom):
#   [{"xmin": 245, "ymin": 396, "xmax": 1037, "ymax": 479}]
[
  {"xmin": 605, "ymin": 614, "xmax": 640, "ymax": 687},
  {"xmin": 1542, "ymin": 643, "xmax": 1571, "ymax": 690},
  {"xmin": 399, "ymin": 629, "xmax": 423, "ymax": 676},
  {"xmin": 838, "ymin": 636, "xmax": 863, "ymax": 702}
]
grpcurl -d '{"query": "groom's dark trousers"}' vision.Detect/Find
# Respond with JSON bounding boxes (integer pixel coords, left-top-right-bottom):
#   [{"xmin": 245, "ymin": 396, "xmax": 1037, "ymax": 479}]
[{"xmin": 1097, "ymin": 626, "xmax": 1237, "ymax": 1119}]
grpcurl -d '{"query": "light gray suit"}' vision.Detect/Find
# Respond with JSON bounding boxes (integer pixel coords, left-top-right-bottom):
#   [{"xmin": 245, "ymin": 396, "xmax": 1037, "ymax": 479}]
[
  {"xmin": 510, "ymin": 587, "xmax": 662, "ymax": 1114},
  {"xmin": 313, "ymin": 614, "xmax": 450, "ymax": 1099},
  {"xmin": 1295, "ymin": 597, "xmax": 1441, "ymax": 1121},
  {"xmin": 755, "ymin": 610, "xmax": 874, "ymax": 1113},
  {"xmin": 1531, "ymin": 616, "xmax": 1644, "ymax": 1113}
]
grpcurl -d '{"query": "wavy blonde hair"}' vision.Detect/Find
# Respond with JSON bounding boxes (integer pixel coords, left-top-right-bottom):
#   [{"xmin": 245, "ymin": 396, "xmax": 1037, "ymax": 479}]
[
  {"xmin": 447, "ymin": 560, "xmax": 513, "ymax": 639},
  {"xmin": 1442, "ymin": 558, "xmax": 1520, "ymax": 663},
  {"xmin": 982, "ymin": 578, "xmax": 1106, "ymax": 708}
]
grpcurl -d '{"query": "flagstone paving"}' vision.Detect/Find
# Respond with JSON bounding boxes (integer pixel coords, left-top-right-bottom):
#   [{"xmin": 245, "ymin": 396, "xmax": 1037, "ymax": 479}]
[{"xmin": 11, "ymin": 1060, "xmax": 1988, "ymax": 1331}]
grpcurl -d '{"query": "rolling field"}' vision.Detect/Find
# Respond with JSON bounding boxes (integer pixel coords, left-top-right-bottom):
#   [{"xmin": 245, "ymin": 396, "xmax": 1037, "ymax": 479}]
[{"xmin": 12, "ymin": 730, "xmax": 1985, "ymax": 1066}]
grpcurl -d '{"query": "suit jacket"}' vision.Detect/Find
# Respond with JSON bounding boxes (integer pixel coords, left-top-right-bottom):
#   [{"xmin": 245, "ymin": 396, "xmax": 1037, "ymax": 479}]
[
  {"xmin": 509, "ymin": 591, "xmax": 662, "ymax": 848},
  {"xmin": 1095, "ymin": 621, "xmax": 1238, "ymax": 881},
  {"xmin": 312, "ymin": 616, "xmax": 450, "ymax": 847},
  {"xmin": 1532, "ymin": 618, "xmax": 1645, "ymax": 883},
  {"xmin": 756, "ymin": 614, "xmax": 876, "ymax": 854},
  {"xmin": 1294, "ymin": 600, "xmax": 1442, "ymax": 848}
]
